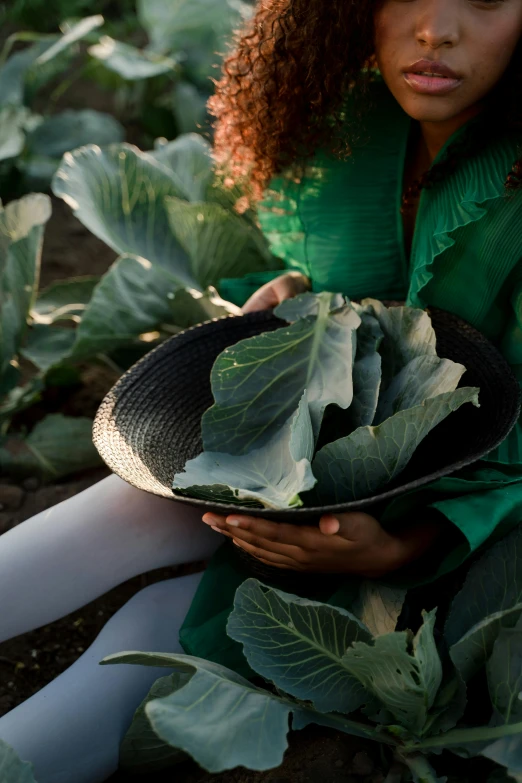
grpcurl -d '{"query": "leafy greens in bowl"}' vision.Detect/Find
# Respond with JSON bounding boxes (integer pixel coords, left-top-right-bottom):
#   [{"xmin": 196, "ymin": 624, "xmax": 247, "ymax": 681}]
[{"xmin": 172, "ymin": 293, "xmax": 481, "ymax": 511}]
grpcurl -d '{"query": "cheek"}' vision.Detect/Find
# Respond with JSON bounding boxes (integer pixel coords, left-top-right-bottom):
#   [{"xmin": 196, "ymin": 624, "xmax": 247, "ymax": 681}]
[
  {"xmin": 472, "ymin": 19, "xmax": 522, "ymax": 90},
  {"xmin": 373, "ymin": 6, "xmax": 409, "ymax": 70}
]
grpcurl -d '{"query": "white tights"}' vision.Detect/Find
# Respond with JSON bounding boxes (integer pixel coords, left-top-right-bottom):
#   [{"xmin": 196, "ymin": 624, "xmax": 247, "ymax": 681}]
[{"xmin": 0, "ymin": 474, "xmax": 220, "ymax": 783}]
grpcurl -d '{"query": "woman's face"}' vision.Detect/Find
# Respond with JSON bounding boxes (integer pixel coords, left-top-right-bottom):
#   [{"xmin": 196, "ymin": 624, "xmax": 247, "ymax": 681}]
[{"xmin": 374, "ymin": 0, "xmax": 522, "ymax": 123}]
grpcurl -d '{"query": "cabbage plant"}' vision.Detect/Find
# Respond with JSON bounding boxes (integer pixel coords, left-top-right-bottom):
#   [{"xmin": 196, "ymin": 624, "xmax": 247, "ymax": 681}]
[
  {"xmin": 0, "ymin": 16, "xmax": 126, "ymax": 195},
  {"xmin": 3, "ymin": 526, "xmax": 522, "ymax": 781},
  {"xmin": 0, "ymin": 193, "xmax": 102, "ymax": 480},
  {"xmin": 47, "ymin": 132, "xmax": 281, "ymax": 370},
  {"xmin": 100, "ymin": 524, "xmax": 522, "ymax": 782},
  {"xmin": 0, "ymin": 134, "xmax": 282, "ymax": 481},
  {"xmin": 173, "ymin": 292, "xmax": 479, "ymax": 508},
  {"xmin": 87, "ymin": 0, "xmax": 253, "ymax": 137}
]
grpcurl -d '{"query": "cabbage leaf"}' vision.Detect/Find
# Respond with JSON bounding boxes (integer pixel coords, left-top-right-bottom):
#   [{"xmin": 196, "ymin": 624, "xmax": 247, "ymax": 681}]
[
  {"xmin": 173, "ymin": 392, "xmax": 316, "ymax": 509},
  {"xmin": 202, "ymin": 292, "xmax": 361, "ymax": 454},
  {"xmin": 313, "ymin": 388, "xmax": 480, "ymax": 504}
]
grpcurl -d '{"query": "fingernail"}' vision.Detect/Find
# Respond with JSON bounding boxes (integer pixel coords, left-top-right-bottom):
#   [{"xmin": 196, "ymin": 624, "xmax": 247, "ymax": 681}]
[
  {"xmin": 203, "ymin": 513, "xmax": 220, "ymax": 525},
  {"xmin": 226, "ymin": 517, "xmax": 240, "ymax": 527}
]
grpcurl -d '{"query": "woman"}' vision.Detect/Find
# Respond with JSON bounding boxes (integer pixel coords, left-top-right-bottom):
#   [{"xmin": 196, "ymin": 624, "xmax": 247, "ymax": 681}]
[{"xmin": 1, "ymin": 1, "xmax": 522, "ymax": 781}]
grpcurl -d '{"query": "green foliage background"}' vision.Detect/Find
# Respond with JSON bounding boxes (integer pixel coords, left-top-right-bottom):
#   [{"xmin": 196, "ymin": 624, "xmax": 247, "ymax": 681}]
[{"xmin": 0, "ymin": 0, "xmax": 136, "ymax": 31}]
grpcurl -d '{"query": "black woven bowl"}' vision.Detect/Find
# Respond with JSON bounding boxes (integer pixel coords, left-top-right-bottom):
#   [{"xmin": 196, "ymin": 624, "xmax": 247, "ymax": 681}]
[{"xmin": 93, "ymin": 308, "xmax": 520, "ymax": 587}]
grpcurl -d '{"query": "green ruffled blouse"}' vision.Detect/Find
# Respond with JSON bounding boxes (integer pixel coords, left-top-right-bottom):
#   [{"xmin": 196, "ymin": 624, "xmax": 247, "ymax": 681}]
[{"xmin": 179, "ymin": 79, "xmax": 522, "ymax": 678}]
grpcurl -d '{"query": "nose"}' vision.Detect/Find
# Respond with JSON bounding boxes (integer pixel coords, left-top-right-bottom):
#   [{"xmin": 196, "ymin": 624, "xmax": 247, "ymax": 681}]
[{"xmin": 415, "ymin": 0, "xmax": 460, "ymax": 50}]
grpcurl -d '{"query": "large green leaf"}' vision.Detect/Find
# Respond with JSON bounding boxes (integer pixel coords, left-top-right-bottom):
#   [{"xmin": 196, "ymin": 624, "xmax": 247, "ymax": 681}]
[
  {"xmin": 0, "ymin": 414, "xmax": 102, "ymax": 481},
  {"xmin": 138, "ymin": 0, "xmax": 251, "ymax": 86},
  {"xmin": 31, "ymin": 276, "xmax": 100, "ymax": 325},
  {"xmin": 0, "ymin": 39, "xmax": 55, "ymax": 107},
  {"xmin": 150, "ymin": 134, "xmax": 213, "ymax": 202},
  {"xmin": 21, "ymin": 324, "xmax": 76, "ymax": 372},
  {"xmin": 0, "ymin": 16, "xmax": 96, "ymax": 106},
  {"xmin": 423, "ymin": 669, "xmax": 467, "ymax": 736},
  {"xmin": 313, "ymin": 387, "xmax": 480, "ymax": 504},
  {"xmin": 66, "ymin": 256, "xmax": 237, "ymax": 362},
  {"xmin": 89, "ymin": 37, "xmax": 179, "ymax": 80},
  {"xmin": 403, "ymin": 755, "xmax": 447, "ymax": 783},
  {"xmin": 0, "ymin": 377, "xmax": 44, "ymax": 431},
  {"xmin": 227, "ymin": 578, "xmax": 372, "ymax": 714},
  {"xmin": 120, "ymin": 673, "xmax": 190, "ymax": 773},
  {"xmin": 482, "ymin": 617, "xmax": 522, "ymax": 775},
  {"xmin": 52, "ymin": 144, "xmax": 194, "ymax": 285},
  {"xmin": 0, "ymin": 194, "xmax": 52, "ymax": 378},
  {"xmin": 488, "ymin": 618, "xmax": 522, "ymax": 726},
  {"xmin": 0, "ymin": 27, "xmax": 84, "ymax": 107},
  {"xmin": 101, "ymin": 651, "xmax": 197, "ymax": 672},
  {"xmin": 26, "ymin": 109, "xmax": 125, "ymax": 160},
  {"xmin": 445, "ymin": 526, "xmax": 522, "ymax": 648},
  {"xmin": 0, "ymin": 740, "xmax": 36, "ymax": 783},
  {"xmin": 19, "ymin": 156, "xmax": 63, "ymax": 191},
  {"xmin": 342, "ymin": 610, "xmax": 443, "ymax": 735},
  {"xmin": 202, "ymin": 293, "xmax": 361, "ymax": 455},
  {"xmin": 165, "ymin": 286, "xmax": 241, "ymax": 329},
  {"xmin": 168, "ymin": 81, "xmax": 209, "ymax": 135},
  {"xmin": 352, "ymin": 582, "xmax": 407, "ymax": 637},
  {"xmin": 0, "ymin": 106, "xmax": 37, "ymax": 162},
  {"xmin": 146, "ymin": 670, "xmax": 290, "ymax": 773},
  {"xmin": 359, "ymin": 299, "xmax": 437, "ymax": 391},
  {"xmin": 165, "ymin": 198, "xmax": 278, "ymax": 288},
  {"xmin": 137, "ymin": 0, "xmax": 248, "ymax": 53},
  {"xmin": 102, "ymin": 651, "xmax": 291, "ymax": 773},
  {"xmin": 374, "ymin": 355, "xmax": 466, "ymax": 425},
  {"xmin": 0, "ymin": 364, "xmax": 22, "ymax": 404},
  {"xmin": 173, "ymin": 392, "xmax": 316, "ymax": 509},
  {"xmin": 35, "ymin": 15, "xmax": 104, "ymax": 65},
  {"xmin": 275, "ymin": 292, "xmax": 346, "ymax": 321},
  {"xmin": 450, "ymin": 605, "xmax": 522, "ymax": 683},
  {"xmin": 347, "ymin": 305, "xmax": 383, "ymax": 429},
  {"xmin": 67, "ymin": 255, "xmax": 180, "ymax": 361},
  {"xmin": 292, "ymin": 707, "xmax": 393, "ymax": 743}
]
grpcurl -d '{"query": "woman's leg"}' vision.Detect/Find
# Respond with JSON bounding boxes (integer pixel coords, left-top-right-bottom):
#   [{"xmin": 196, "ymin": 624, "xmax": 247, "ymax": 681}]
[
  {"xmin": 0, "ymin": 473, "xmax": 219, "ymax": 642},
  {"xmin": 0, "ymin": 575, "xmax": 204, "ymax": 783}
]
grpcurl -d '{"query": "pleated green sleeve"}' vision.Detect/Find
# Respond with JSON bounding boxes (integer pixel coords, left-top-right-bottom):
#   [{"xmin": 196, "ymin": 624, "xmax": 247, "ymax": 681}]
[{"xmin": 378, "ymin": 275, "xmax": 522, "ymax": 586}]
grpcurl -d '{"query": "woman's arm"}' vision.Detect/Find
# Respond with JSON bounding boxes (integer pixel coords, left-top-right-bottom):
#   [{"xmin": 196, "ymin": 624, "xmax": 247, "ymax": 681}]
[{"xmin": 202, "ymin": 511, "xmax": 444, "ymax": 578}]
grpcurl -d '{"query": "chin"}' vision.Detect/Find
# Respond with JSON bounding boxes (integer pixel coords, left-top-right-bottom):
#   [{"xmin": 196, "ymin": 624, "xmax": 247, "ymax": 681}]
[{"xmin": 398, "ymin": 95, "xmax": 467, "ymax": 124}]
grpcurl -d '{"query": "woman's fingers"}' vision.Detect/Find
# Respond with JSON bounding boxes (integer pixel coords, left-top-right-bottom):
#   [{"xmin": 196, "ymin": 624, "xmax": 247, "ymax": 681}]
[
  {"xmin": 232, "ymin": 540, "xmax": 302, "ymax": 570},
  {"xmin": 202, "ymin": 513, "xmax": 309, "ymax": 559},
  {"xmin": 242, "ymin": 285, "xmax": 280, "ymax": 313},
  {"xmin": 226, "ymin": 526, "xmax": 308, "ymax": 559},
  {"xmin": 202, "ymin": 513, "xmax": 302, "ymax": 569},
  {"xmin": 203, "ymin": 513, "xmax": 227, "ymax": 528},
  {"xmin": 225, "ymin": 515, "xmax": 320, "ymax": 549}
]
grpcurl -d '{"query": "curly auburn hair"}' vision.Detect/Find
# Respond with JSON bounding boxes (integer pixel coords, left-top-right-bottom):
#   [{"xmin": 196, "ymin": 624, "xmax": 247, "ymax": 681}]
[{"xmin": 209, "ymin": 0, "xmax": 522, "ymax": 205}]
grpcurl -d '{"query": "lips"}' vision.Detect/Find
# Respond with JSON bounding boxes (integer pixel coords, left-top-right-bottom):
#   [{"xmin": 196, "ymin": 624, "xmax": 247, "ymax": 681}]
[{"xmin": 402, "ymin": 59, "xmax": 462, "ymax": 96}]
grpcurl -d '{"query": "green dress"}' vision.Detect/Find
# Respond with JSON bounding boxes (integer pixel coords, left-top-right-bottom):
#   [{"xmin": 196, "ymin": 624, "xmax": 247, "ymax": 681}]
[{"xmin": 179, "ymin": 79, "xmax": 522, "ymax": 678}]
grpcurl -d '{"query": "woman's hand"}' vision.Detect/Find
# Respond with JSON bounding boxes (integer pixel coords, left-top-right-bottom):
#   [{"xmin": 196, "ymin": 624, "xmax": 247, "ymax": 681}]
[
  {"xmin": 242, "ymin": 272, "xmax": 311, "ymax": 314},
  {"xmin": 202, "ymin": 512, "xmax": 443, "ymax": 578}
]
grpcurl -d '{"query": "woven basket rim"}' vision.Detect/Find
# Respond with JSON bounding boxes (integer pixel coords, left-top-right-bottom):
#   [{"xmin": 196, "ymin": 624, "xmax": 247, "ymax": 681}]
[{"xmin": 93, "ymin": 306, "xmax": 522, "ymax": 518}]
